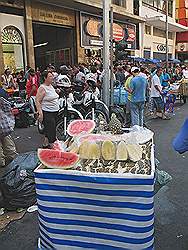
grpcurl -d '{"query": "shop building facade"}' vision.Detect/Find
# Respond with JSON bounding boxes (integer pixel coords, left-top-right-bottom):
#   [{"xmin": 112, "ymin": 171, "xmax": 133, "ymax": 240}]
[
  {"xmin": 0, "ymin": 0, "xmax": 26, "ymax": 75},
  {"xmin": 139, "ymin": 0, "xmax": 187, "ymax": 60},
  {"xmin": 0, "ymin": 0, "xmax": 145, "ymax": 73},
  {"xmin": 176, "ymin": 0, "xmax": 188, "ymax": 62}
]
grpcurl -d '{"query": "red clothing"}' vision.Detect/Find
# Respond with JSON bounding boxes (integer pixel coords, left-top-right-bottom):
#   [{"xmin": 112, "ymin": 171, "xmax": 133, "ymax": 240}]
[{"xmin": 26, "ymin": 75, "xmax": 38, "ymax": 98}]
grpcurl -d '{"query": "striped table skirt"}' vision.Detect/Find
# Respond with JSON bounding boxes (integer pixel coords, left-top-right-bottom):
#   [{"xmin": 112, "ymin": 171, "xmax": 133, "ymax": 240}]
[{"xmin": 35, "ymin": 167, "xmax": 155, "ymax": 250}]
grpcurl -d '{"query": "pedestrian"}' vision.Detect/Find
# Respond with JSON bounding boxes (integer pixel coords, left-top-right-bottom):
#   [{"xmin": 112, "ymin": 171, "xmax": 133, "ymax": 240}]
[
  {"xmin": 0, "ymin": 97, "xmax": 17, "ymax": 167},
  {"xmin": 115, "ymin": 66, "xmax": 126, "ymax": 86},
  {"xmin": 1, "ymin": 68, "xmax": 14, "ymax": 90},
  {"xmin": 124, "ymin": 68, "xmax": 133, "ymax": 127},
  {"xmin": 182, "ymin": 66, "xmax": 188, "ymax": 79},
  {"xmin": 160, "ymin": 68, "xmax": 170, "ymax": 88},
  {"xmin": 0, "ymin": 82, "xmax": 9, "ymax": 99},
  {"xmin": 36, "ymin": 70, "xmax": 59, "ymax": 148},
  {"xmin": 26, "ymin": 68, "xmax": 38, "ymax": 116},
  {"xmin": 128, "ymin": 67, "xmax": 147, "ymax": 127},
  {"xmin": 150, "ymin": 67, "xmax": 170, "ymax": 120}
]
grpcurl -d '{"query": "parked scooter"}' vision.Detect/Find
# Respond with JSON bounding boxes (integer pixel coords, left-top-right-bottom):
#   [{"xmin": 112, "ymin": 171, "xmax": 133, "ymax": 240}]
[
  {"xmin": 10, "ymin": 97, "xmax": 32, "ymax": 128},
  {"xmin": 56, "ymin": 76, "xmax": 83, "ymax": 141}
]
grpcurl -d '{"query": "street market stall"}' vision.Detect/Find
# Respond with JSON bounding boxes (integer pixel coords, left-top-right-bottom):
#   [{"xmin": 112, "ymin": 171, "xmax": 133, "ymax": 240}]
[{"xmin": 34, "ymin": 120, "xmax": 155, "ymax": 250}]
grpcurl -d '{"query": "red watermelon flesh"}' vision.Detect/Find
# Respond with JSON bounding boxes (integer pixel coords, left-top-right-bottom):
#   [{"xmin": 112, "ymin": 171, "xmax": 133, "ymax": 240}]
[
  {"xmin": 67, "ymin": 120, "xmax": 96, "ymax": 137},
  {"xmin": 38, "ymin": 149, "xmax": 79, "ymax": 169},
  {"xmin": 79, "ymin": 134, "xmax": 111, "ymax": 142}
]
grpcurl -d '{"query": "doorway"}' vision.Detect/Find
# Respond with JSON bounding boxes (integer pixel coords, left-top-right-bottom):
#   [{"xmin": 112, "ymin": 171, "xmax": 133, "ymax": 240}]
[{"xmin": 32, "ymin": 22, "xmax": 75, "ymax": 70}]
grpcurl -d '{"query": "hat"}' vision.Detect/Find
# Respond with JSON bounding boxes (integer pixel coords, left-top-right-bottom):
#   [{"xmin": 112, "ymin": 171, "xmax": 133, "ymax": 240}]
[{"xmin": 131, "ymin": 67, "xmax": 140, "ymax": 73}]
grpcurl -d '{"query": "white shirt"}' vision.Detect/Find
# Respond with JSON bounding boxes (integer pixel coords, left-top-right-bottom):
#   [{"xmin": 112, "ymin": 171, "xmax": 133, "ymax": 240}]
[
  {"xmin": 41, "ymin": 84, "xmax": 59, "ymax": 112},
  {"xmin": 183, "ymin": 69, "xmax": 188, "ymax": 79},
  {"xmin": 139, "ymin": 72, "xmax": 147, "ymax": 79},
  {"xmin": 150, "ymin": 74, "xmax": 162, "ymax": 98}
]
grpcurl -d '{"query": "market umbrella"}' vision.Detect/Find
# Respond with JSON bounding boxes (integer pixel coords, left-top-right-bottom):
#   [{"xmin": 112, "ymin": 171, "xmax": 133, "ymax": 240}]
[
  {"xmin": 145, "ymin": 58, "xmax": 161, "ymax": 64},
  {"xmin": 169, "ymin": 58, "xmax": 181, "ymax": 64}
]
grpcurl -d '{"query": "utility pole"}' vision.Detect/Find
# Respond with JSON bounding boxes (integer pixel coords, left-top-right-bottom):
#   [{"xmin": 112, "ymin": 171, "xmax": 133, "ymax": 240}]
[
  {"xmin": 165, "ymin": 0, "xmax": 169, "ymax": 68},
  {"xmin": 102, "ymin": 0, "xmax": 110, "ymax": 107},
  {"xmin": 110, "ymin": 6, "xmax": 114, "ymax": 107}
]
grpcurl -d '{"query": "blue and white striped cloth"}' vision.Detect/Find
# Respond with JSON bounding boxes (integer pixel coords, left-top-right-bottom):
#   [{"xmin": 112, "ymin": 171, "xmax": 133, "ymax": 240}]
[{"xmin": 35, "ymin": 166, "xmax": 155, "ymax": 250}]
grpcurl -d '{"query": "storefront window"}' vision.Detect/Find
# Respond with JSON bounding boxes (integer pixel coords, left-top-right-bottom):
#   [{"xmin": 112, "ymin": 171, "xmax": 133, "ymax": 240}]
[{"xmin": 2, "ymin": 26, "xmax": 24, "ymax": 71}]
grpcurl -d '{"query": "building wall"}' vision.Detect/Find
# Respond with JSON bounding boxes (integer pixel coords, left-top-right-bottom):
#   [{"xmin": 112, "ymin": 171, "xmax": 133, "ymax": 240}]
[
  {"xmin": 139, "ymin": 0, "xmax": 176, "ymax": 59},
  {"xmin": 0, "ymin": 12, "xmax": 27, "ymax": 72},
  {"xmin": 176, "ymin": 0, "xmax": 188, "ymax": 60}
]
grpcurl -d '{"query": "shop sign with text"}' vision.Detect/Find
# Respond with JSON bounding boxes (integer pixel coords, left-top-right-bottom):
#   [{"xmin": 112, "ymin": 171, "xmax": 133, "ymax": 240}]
[{"xmin": 81, "ymin": 13, "xmax": 136, "ymax": 49}]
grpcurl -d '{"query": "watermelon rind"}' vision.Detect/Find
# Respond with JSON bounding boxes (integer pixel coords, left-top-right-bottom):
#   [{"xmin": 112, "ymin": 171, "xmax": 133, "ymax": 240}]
[
  {"xmin": 67, "ymin": 120, "xmax": 96, "ymax": 137},
  {"xmin": 38, "ymin": 149, "xmax": 79, "ymax": 169}
]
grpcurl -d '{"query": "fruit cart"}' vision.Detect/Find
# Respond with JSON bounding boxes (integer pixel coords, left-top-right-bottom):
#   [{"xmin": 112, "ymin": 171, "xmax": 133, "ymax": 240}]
[
  {"xmin": 35, "ymin": 126, "xmax": 155, "ymax": 250},
  {"xmin": 164, "ymin": 81, "xmax": 188, "ymax": 105},
  {"xmin": 178, "ymin": 79, "xmax": 188, "ymax": 103}
]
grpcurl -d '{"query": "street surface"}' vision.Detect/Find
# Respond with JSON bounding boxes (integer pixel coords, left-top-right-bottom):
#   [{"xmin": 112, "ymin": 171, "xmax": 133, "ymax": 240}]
[{"xmin": 0, "ymin": 104, "xmax": 188, "ymax": 250}]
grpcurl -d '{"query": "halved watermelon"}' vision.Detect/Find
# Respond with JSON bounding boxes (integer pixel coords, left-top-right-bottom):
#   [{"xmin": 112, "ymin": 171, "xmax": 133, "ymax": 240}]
[
  {"xmin": 67, "ymin": 120, "xmax": 96, "ymax": 137},
  {"xmin": 38, "ymin": 149, "xmax": 79, "ymax": 169}
]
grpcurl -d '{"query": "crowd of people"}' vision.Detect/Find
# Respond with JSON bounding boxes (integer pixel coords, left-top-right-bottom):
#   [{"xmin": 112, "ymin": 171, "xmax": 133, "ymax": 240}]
[{"xmin": 0, "ymin": 61, "xmax": 188, "ymax": 151}]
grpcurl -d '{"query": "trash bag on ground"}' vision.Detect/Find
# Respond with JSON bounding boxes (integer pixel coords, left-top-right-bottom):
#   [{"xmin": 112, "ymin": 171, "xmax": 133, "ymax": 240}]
[
  {"xmin": 154, "ymin": 168, "xmax": 173, "ymax": 194},
  {"xmin": 0, "ymin": 152, "xmax": 39, "ymax": 210}
]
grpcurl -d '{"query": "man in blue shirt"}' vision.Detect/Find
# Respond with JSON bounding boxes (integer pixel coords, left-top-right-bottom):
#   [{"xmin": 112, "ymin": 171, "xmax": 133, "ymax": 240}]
[
  {"xmin": 128, "ymin": 67, "xmax": 147, "ymax": 127},
  {"xmin": 160, "ymin": 68, "xmax": 170, "ymax": 88}
]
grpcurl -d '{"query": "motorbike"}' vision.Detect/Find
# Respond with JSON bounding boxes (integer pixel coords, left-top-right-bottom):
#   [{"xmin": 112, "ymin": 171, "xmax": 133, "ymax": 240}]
[
  {"xmin": 72, "ymin": 81, "xmax": 110, "ymax": 125},
  {"xmin": 55, "ymin": 89, "xmax": 83, "ymax": 141},
  {"xmin": 10, "ymin": 97, "xmax": 32, "ymax": 128}
]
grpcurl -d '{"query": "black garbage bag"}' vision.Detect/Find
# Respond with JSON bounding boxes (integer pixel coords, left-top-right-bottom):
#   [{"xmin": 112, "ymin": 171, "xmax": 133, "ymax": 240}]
[
  {"xmin": 0, "ymin": 151, "xmax": 39, "ymax": 210},
  {"xmin": 154, "ymin": 169, "xmax": 173, "ymax": 194}
]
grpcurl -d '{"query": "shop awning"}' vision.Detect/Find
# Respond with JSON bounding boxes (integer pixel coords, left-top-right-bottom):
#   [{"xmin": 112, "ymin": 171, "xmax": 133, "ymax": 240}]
[{"xmin": 146, "ymin": 16, "xmax": 188, "ymax": 32}]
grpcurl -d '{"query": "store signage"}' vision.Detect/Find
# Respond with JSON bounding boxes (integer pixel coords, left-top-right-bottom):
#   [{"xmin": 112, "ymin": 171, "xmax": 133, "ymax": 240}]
[
  {"xmin": 81, "ymin": 12, "xmax": 136, "ymax": 49},
  {"xmin": 157, "ymin": 44, "xmax": 166, "ymax": 52},
  {"xmin": 90, "ymin": 40, "xmax": 103, "ymax": 46},
  {"xmin": 86, "ymin": 20, "xmax": 100, "ymax": 37},
  {"xmin": 153, "ymin": 43, "xmax": 173, "ymax": 54},
  {"xmin": 180, "ymin": 43, "xmax": 185, "ymax": 51},
  {"xmin": 176, "ymin": 43, "xmax": 188, "ymax": 52},
  {"xmin": 113, "ymin": 23, "xmax": 124, "ymax": 42},
  {"xmin": 32, "ymin": 2, "xmax": 75, "ymax": 26}
]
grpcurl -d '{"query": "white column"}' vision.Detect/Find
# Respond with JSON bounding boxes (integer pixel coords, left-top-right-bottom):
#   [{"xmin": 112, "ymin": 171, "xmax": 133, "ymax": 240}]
[{"xmin": 139, "ymin": 22, "xmax": 144, "ymax": 58}]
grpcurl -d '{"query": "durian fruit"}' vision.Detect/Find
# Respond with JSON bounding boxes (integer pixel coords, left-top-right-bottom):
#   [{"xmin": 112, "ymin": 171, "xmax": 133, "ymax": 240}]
[
  {"xmin": 126, "ymin": 144, "xmax": 143, "ymax": 162},
  {"xmin": 101, "ymin": 140, "xmax": 116, "ymax": 160},
  {"xmin": 97, "ymin": 114, "xmax": 109, "ymax": 133},
  {"xmin": 87, "ymin": 142, "xmax": 101, "ymax": 159},
  {"xmin": 109, "ymin": 113, "xmax": 122, "ymax": 134},
  {"xmin": 116, "ymin": 141, "xmax": 128, "ymax": 161},
  {"xmin": 79, "ymin": 140, "xmax": 90, "ymax": 159}
]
